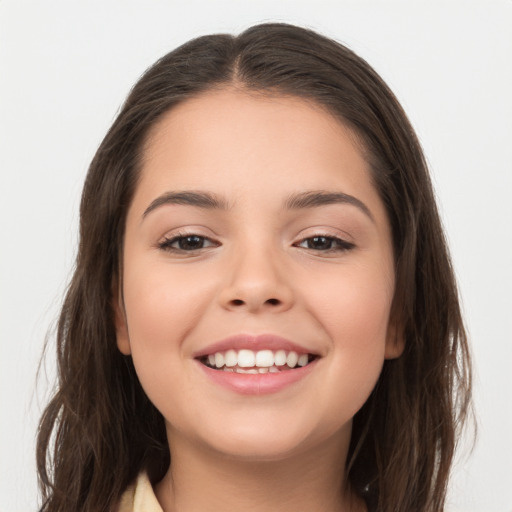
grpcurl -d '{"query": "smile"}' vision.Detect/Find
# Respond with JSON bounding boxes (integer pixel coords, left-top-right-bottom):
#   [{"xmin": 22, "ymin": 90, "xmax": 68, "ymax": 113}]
[
  {"xmin": 193, "ymin": 334, "xmax": 320, "ymax": 394},
  {"xmin": 199, "ymin": 349, "xmax": 316, "ymax": 373}
]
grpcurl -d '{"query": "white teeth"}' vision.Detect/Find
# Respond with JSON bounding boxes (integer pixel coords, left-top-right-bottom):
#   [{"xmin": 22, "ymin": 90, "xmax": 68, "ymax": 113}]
[
  {"xmin": 286, "ymin": 351, "xmax": 299, "ymax": 368},
  {"xmin": 223, "ymin": 366, "xmax": 276, "ymax": 374},
  {"xmin": 238, "ymin": 349, "xmax": 255, "ymax": 368},
  {"xmin": 255, "ymin": 349, "xmax": 274, "ymax": 367},
  {"xmin": 297, "ymin": 354, "xmax": 309, "ymax": 367},
  {"xmin": 224, "ymin": 349, "xmax": 237, "ymax": 367},
  {"xmin": 215, "ymin": 352, "xmax": 225, "ymax": 368},
  {"xmin": 204, "ymin": 348, "xmax": 314, "ymax": 371},
  {"xmin": 274, "ymin": 350, "xmax": 287, "ymax": 366}
]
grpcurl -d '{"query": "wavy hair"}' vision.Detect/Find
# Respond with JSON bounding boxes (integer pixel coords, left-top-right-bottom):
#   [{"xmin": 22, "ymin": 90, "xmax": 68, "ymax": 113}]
[{"xmin": 37, "ymin": 23, "xmax": 472, "ymax": 512}]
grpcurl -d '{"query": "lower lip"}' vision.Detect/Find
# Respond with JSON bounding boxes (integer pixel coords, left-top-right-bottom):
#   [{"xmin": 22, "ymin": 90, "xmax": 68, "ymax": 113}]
[{"xmin": 196, "ymin": 360, "xmax": 318, "ymax": 395}]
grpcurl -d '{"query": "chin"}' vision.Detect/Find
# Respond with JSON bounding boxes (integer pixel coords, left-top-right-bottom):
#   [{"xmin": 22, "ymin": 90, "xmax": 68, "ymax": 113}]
[
  {"xmin": 193, "ymin": 417, "xmax": 346, "ymax": 463},
  {"xmin": 204, "ymin": 434, "xmax": 309, "ymax": 462}
]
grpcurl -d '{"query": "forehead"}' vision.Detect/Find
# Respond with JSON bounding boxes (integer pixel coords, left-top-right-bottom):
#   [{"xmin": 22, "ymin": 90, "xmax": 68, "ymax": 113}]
[
  {"xmin": 133, "ymin": 88, "xmax": 385, "ymax": 221},
  {"xmin": 143, "ymin": 89, "xmax": 365, "ymax": 176}
]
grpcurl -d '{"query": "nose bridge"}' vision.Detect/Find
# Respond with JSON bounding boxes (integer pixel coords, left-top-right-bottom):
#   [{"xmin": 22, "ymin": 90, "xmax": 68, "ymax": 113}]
[{"xmin": 220, "ymin": 235, "xmax": 293, "ymax": 312}]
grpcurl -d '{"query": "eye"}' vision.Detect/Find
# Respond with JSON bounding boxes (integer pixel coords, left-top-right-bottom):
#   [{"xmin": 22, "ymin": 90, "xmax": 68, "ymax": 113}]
[
  {"xmin": 159, "ymin": 234, "xmax": 218, "ymax": 252},
  {"xmin": 296, "ymin": 235, "xmax": 355, "ymax": 252}
]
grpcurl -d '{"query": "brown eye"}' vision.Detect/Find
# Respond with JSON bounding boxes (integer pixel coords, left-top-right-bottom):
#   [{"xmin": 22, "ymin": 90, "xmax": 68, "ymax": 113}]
[
  {"xmin": 176, "ymin": 235, "xmax": 206, "ymax": 250},
  {"xmin": 296, "ymin": 235, "xmax": 355, "ymax": 252},
  {"xmin": 306, "ymin": 236, "xmax": 334, "ymax": 250},
  {"xmin": 159, "ymin": 234, "xmax": 217, "ymax": 252}
]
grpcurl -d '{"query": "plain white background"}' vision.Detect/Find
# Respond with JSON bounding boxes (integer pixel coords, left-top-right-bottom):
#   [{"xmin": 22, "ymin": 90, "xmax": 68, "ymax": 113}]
[{"xmin": 1, "ymin": 1, "xmax": 511, "ymax": 511}]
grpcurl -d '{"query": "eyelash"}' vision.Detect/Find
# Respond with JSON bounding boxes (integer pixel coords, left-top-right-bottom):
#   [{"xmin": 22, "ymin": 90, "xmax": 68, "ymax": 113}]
[
  {"xmin": 158, "ymin": 232, "xmax": 355, "ymax": 254},
  {"xmin": 158, "ymin": 233, "xmax": 218, "ymax": 252},
  {"xmin": 295, "ymin": 235, "xmax": 355, "ymax": 253}
]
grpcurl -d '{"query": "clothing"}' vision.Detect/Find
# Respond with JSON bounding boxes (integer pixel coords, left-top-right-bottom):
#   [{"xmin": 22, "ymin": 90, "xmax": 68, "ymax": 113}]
[
  {"xmin": 117, "ymin": 472, "xmax": 375, "ymax": 512},
  {"xmin": 117, "ymin": 472, "xmax": 163, "ymax": 512}
]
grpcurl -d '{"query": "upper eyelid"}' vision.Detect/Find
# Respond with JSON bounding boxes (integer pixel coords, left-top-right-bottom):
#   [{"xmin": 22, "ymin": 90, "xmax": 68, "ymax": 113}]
[
  {"xmin": 158, "ymin": 226, "xmax": 218, "ymax": 242},
  {"xmin": 294, "ymin": 230, "xmax": 354, "ymax": 244},
  {"xmin": 158, "ymin": 230, "xmax": 351, "ymax": 240},
  {"xmin": 296, "ymin": 232, "xmax": 347, "ymax": 240}
]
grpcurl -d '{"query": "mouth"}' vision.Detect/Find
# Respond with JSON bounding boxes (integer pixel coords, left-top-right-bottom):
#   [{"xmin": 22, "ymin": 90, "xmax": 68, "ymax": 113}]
[
  {"xmin": 198, "ymin": 349, "xmax": 318, "ymax": 374},
  {"xmin": 193, "ymin": 334, "xmax": 321, "ymax": 394}
]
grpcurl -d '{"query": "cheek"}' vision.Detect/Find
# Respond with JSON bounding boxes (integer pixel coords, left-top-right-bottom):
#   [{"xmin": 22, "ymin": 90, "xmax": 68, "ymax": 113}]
[
  {"xmin": 124, "ymin": 260, "xmax": 206, "ymax": 333},
  {"xmin": 121, "ymin": 261, "xmax": 213, "ymax": 377},
  {"xmin": 304, "ymin": 262, "xmax": 393, "ymax": 397},
  {"xmin": 125, "ymin": 281, "xmax": 179, "ymax": 349},
  {"xmin": 120, "ymin": 264, "xmax": 210, "ymax": 419},
  {"xmin": 306, "ymin": 259, "xmax": 394, "ymax": 339}
]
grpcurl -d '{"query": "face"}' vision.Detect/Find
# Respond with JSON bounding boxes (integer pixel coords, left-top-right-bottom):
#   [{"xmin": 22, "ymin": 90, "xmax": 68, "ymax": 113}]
[{"xmin": 115, "ymin": 89, "xmax": 402, "ymax": 461}]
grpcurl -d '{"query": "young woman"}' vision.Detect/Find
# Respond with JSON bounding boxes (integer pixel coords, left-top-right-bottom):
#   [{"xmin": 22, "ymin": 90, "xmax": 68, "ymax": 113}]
[{"xmin": 37, "ymin": 23, "xmax": 472, "ymax": 512}]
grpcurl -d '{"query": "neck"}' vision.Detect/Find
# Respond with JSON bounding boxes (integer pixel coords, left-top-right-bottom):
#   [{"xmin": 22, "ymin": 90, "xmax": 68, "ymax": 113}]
[{"xmin": 154, "ymin": 428, "xmax": 365, "ymax": 512}]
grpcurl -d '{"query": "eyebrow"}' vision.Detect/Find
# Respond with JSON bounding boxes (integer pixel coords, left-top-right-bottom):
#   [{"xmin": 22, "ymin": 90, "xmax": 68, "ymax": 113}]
[
  {"xmin": 142, "ymin": 189, "xmax": 374, "ymax": 222},
  {"xmin": 284, "ymin": 190, "xmax": 374, "ymax": 222},
  {"xmin": 143, "ymin": 191, "xmax": 230, "ymax": 218}
]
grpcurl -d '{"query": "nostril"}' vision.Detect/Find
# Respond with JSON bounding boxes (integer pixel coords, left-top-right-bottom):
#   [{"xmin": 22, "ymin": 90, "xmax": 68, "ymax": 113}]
[{"xmin": 227, "ymin": 297, "xmax": 282, "ymax": 308}]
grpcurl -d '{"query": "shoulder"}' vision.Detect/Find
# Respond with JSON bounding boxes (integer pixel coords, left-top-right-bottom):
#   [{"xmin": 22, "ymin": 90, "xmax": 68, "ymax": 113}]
[{"xmin": 116, "ymin": 472, "xmax": 163, "ymax": 512}]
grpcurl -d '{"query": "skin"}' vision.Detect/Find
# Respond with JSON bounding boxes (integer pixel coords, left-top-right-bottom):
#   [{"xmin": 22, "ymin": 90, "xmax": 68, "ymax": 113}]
[{"xmin": 115, "ymin": 88, "xmax": 403, "ymax": 512}]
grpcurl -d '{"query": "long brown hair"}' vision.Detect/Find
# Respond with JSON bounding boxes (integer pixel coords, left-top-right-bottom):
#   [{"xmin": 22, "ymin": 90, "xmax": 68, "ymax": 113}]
[{"xmin": 37, "ymin": 23, "xmax": 472, "ymax": 512}]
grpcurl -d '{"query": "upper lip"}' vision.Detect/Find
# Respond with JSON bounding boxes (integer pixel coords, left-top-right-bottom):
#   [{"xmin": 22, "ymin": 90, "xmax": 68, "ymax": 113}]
[{"xmin": 192, "ymin": 333, "xmax": 320, "ymax": 359}]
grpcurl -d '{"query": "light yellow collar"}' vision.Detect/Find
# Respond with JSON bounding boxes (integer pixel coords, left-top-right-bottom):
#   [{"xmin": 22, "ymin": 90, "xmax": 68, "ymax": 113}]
[{"xmin": 117, "ymin": 472, "xmax": 163, "ymax": 512}]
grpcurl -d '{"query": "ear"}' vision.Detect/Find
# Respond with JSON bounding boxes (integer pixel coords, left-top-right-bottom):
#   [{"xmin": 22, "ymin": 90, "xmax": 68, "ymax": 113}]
[
  {"xmin": 112, "ymin": 281, "xmax": 132, "ymax": 355},
  {"xmin": 384, "ymin": 314, "xmax": 405, "ymax": 360}
]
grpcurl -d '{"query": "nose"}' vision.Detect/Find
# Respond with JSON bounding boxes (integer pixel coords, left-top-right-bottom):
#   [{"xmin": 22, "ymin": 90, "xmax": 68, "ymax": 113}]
[{"xmin": 218, "ymin": 244, "xmax": 294, "ymax": 314}]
